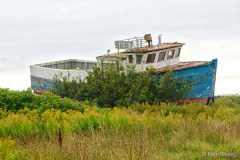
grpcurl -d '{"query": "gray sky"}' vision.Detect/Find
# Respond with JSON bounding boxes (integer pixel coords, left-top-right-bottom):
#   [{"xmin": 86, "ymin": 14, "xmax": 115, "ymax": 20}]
[{"xmin": 0, "ymin": 0, "xmax": 240, "ymax": 95}]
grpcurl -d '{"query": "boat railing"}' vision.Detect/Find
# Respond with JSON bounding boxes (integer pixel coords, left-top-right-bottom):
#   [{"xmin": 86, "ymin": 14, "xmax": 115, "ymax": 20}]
[{"xmin": 123, "ymin": 37, "xmax": 148, "ymax": 48}]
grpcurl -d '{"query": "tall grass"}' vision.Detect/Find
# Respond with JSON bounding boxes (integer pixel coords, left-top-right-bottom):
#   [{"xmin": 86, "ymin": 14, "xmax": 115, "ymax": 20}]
[
  {"xmin": 0, "ymin": 92, "xmax": 240, "ymax": 159},
  {"xmin": 13, "ymin": 118, "xmax": 240, "ymax": 159}
]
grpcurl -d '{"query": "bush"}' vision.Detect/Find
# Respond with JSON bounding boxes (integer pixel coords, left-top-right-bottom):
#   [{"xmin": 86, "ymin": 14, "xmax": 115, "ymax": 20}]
[
  {"xmin": 0, "ymin": 88, "xmax": 98, "ymax": 114},
  {"xmin": 0, "ymin": 88, "xmax": 35, "ymax": 112},
  {"xmin": 51, "ymin": 58, "xmax": 190, "ymax": 108},
  {"xmin": 214, "ymin": 94, "xmax": 240, "ymax": 108}
]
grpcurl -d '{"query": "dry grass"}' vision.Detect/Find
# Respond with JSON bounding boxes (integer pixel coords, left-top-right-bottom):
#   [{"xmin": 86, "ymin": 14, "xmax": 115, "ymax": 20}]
[
  {"xmin": 20, "ymin": 127, "xmax": 158, "ymax": 159},
  {"xmin": 17, "ymin": 121, "xmax": 240, "ymax": 160}
]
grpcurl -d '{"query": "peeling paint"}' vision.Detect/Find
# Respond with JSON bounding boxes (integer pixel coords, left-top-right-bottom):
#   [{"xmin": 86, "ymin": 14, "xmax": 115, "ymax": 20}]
[{"xmin": 30, "ymin": 58, "xmax": 217, "ymax": 105}]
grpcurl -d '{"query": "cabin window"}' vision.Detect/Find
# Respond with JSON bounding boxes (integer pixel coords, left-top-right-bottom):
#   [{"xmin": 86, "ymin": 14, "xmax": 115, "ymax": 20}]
[
  {"xmin": 136, "ymin": 55, "xmax": 143, "ymax": 64},
  {"xmin": 158, "ymin": 51, "xmax": 166, "ymax": 62},
  {"xmin": 146, "ymin": 53, "xmax": 156, "ymax": 63},
  {"xmin": 175, "ymin": 48, "xmax": 181, "ymax": 58},
  {"xmin": 167, "ymin": 49, "xmax": 175, "ymax": 59},
  {"xmin": 129, "ymin": 55, "xmax": 133, "ymax": 63}
]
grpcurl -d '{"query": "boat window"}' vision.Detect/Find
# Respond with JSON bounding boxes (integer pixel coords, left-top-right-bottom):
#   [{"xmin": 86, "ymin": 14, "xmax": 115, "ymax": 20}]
[
  {"xmin": 167, "ymin": 49, "xmax": 175, "ymax": 59},
  {"xmin": 136, "ymin": 55, "xmax": 143, "ymax": 64},
  {"xmin": 175, "ymin": 48, "xmax": 181, "ymax": 58},
  {"xmin": 146, "ymin": 53, "xmax": 156, "ymax": 63},
  {"xmin": 158, "ymin": 51, "xmax": 166, "ymax": 62},
  {"xmin": 129, "ymin": 55, "xmax": 133, "ymax": 64}
]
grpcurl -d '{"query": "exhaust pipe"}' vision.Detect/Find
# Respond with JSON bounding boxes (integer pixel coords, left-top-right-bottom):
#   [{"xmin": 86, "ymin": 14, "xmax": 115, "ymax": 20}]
[
  {"xmin": 135, "ymin": 36, "xmax": 139, "ymax": 49},
  {"xmin": 158, "ymin": 34, "xmax": 162, "ymax": 45}
]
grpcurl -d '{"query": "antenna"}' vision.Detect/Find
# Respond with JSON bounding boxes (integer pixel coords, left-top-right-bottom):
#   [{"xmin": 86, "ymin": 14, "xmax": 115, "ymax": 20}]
[{"xmin": 107, "ymin": 49, "xmax": 111, "ymax": 55}]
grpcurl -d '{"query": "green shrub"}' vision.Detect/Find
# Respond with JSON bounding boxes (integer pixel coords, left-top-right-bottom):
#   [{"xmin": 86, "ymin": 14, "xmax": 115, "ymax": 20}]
[
  {"xmin": 0, "ymin": 88, "xmax": 98, "ymax": 114},
  {"xmin": 0, "ymin": 88, "xmax": 35, "ymax": 112},
  {"xmin": 213, "ymin": 94, "xmax": 240, "ymax": 108},
  {"xmin": 51, "ymin": 58, "xmax": 190, "ymax": 108}
]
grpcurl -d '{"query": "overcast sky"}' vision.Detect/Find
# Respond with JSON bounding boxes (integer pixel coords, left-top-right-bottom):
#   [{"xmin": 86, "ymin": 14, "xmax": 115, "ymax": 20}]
[{"xmin": 0, "ymin": 0, "xmax": 239, "ymax": 95}]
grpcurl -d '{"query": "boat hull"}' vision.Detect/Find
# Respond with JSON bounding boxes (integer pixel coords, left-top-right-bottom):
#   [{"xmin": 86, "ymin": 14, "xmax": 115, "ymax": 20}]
[
  {"xmin": 30, "ymin": 59, "xmax": 95, "ymax": 95},
  {"xmin": 30, "ymin": 59, "xmax": 217, "ymax": 105},
  {"xmin": 31, "ymin": 76, "xmax": 54, "ymax": 94},
  {"xmin": 180, "ymin": 98, "xmax": 210, "ymax": 105},
  {"xmin": 155, "ymin": 59, "xmax": 217, "ymax": 105}
]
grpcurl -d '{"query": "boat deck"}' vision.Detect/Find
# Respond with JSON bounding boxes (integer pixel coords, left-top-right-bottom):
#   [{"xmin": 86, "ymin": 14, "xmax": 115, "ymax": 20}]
[{"xmin": 155, "ymin": 61, "xmax": 210, "ymax": 72}]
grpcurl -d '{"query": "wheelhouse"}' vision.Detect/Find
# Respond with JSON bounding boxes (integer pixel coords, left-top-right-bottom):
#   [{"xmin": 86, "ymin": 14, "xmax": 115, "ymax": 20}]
[{"xmin": 96, "ymin": 34, "xmax": 185, "ymax": 72}]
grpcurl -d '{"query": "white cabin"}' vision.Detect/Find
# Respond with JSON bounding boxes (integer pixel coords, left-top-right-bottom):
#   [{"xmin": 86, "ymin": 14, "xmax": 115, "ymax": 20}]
[{"xmin": 96, "ymin": 34, "xmax": 184, "ymax": 72}]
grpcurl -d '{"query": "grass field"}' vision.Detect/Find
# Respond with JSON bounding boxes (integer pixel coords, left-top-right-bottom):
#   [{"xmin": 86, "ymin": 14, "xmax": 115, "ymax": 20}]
[{"xmin": 0, "ymin": 89, "xmax": 240, "ymax": 159}]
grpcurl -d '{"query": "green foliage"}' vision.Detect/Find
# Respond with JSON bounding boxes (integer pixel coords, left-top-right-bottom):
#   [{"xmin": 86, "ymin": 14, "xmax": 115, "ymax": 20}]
[
  {"xmin": 0, "ymin": 88, "xmax": 98, "ymax": 114},
  {"xmin": 0, "ymin": 88, "xmax": 35, "ymax": 112},
  {"xmin": 0, "ymin": 136, "xmax": 27, "ymax": 160},
  {"xmin": 51, "ymin": 58, "xmax": 190, "ymax": 108},
  {"xmin": 213, "ymin": 94, "xmax": 240, "ymax": 108},
  {"xmin": 0, "ymin": 91, "xmax": 240, "ymax": 159},
  {"xmin": 51, "ymin": 71, "xmax": 83, "ymax": 99}
]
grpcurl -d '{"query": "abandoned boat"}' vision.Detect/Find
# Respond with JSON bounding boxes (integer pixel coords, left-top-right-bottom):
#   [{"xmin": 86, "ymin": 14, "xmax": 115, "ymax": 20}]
[{"xmin": 30, "ymin": 34, "xmax": 217, "ymax": 105}]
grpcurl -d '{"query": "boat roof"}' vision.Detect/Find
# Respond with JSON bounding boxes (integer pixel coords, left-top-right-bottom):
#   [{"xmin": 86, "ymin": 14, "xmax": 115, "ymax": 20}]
[
  {"xmin": 123, "ymin": 42, "xmax": 185, "ymax": 53},
  {"xmin": 96, "ymin": 42, "xmax": 185, "ymax": 60},
  {"xmin": 96, "ymin": 53, "xmax": 125, "ymax": 60}
]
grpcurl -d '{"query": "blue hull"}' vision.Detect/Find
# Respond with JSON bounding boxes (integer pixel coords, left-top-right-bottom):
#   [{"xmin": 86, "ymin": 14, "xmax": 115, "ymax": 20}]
[
  {"xmin": 154, "ymin": 59, "xmax": 217, "ymax": 104},
  {"xmin": 172, "ymin": 59, "xmax": 217, "ymax": 99}
]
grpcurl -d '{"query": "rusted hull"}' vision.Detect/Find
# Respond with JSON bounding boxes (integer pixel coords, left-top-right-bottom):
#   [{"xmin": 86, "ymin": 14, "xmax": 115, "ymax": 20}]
[
  {"xmin": 32, "ymin": 88, "xmax": 50, "ymax": 95},
  {"xmin": 180, "ymin": 98, "xmax": 209, "ymax": 105}
]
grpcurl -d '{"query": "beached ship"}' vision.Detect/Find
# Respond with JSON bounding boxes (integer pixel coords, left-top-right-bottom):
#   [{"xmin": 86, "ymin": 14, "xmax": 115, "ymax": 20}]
[{"xmin": 30, "ymin": 34, "xmax": 217, "ymax": 105}]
